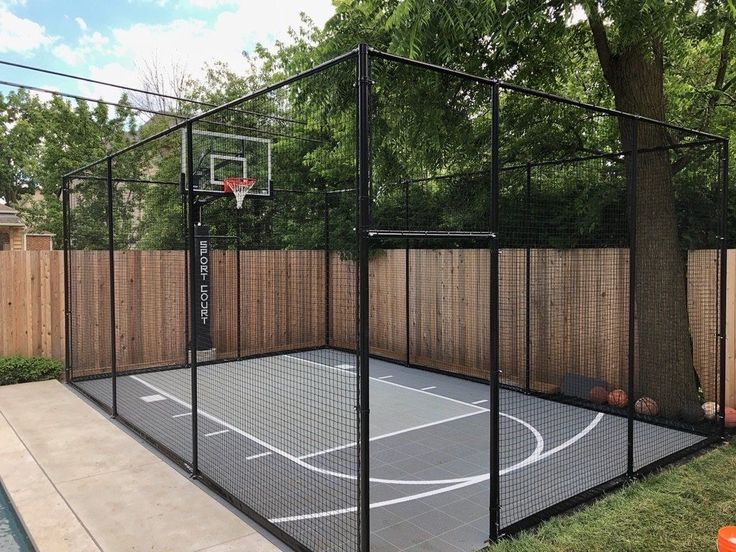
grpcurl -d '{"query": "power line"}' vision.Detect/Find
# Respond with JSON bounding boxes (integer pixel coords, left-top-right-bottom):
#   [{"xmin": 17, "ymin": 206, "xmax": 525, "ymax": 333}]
[
  {"xmin": 0, "ymin": 58, "xmax": 208, "ymax": 109},
  {"xmin": 0, "ymin": 58, "xmax": 305, "ymax": 125},
  {"xmin": 0, "ymin": 79, "xmax": 324, "ymax": 144},
  {"xmin": 0, "ymin": 79, "xmax": 186, "ymax": 120}
]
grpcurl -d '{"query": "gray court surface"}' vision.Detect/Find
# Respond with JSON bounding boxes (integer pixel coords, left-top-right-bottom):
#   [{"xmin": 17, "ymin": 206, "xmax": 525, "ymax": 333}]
[{"xmin": 76, "ymin": 350, "xmax": 706, "ymax": 552}]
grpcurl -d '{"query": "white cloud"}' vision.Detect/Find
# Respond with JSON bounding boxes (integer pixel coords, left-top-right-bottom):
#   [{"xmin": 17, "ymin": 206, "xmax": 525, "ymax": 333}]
[
  {"xmin": 52, "ymin": 0, "xmax": 334, "ymax": 111},
  {"xmin": 52, "ymin": 31, "xmax": 110, "ymax": 66},
  {"xmin": 52, "ymin": 44, "xmax": 81, "ymax": 65},
  {"xmin": 69, "ymin": 0, "xmax": 334, "ymax": 101},
  {"xmin": 79, "ymin": 62, "xmax": 140, "ymax": 104},
  {"xmin": 29, "ymin": 84, "xmax": 59, "ymax": 103},
  {"xmin": 186, "ymin": 0, "xmax": 237, "ymax": 7},
  {"xmin": 127, "ymin": 0, "xmax": 170, "ymax": 6},
  {"xmin": 80, "ymin": 31, "xmax": 108, "ymax": 48},
  {"xmin": 108, "ymin": 0, "xmax": 334, "ymax": 74},
  {"xmin": 74, "ymin": 16, "xmax": 87, "ymax": 31},
  {"xmin": 0, "ymin": 6, "xmax": 52, "ymax": 53}
]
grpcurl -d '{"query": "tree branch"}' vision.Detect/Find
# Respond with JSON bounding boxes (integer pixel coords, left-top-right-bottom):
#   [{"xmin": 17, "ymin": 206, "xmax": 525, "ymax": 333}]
[
  {"xmin": 583, "ymin": 1, "xmax": 615, "ymax": 85},
  {"xmin": 702, "ymin": 21, "xmax": 733, "ymax": 129}
]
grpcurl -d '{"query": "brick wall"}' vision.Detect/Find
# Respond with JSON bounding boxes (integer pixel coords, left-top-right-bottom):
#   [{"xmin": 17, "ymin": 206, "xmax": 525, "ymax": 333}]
[{"xmin": 26, "ymin": 234, "xmax": 53, "ymax": 250}]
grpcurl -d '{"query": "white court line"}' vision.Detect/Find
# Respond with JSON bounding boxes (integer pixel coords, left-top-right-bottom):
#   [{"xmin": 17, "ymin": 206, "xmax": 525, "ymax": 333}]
[
  {"xmin": 298, "ymin": 409, "xmax": 487, "ymax": 460},
  {"xmin": 246, "ymin": 452, "xmax": 272, "ymax": 461},
  {"xmin": 472, "ymin": 400, "xmax": 488, "ymax": 405},
  {"xmin": 421, "ymin": 386, "xmax": 436, "ymax": 391},
  {"xmin": 270, "ymin": 412, "xmax": 605, "ymax": 524},
  {"xmin": 285, "ymin": 355, "xmax": 488, "ymax": 413},
  {"xmin": 205, "ymin": 429, "xmax": 229, "ymax": 437},
  {"xmin": 377, "ymin": 375, "xmax": 393, "ymax": 380},
  {"xmin": 129, "ymin": 375, "xmax": 481, "ymax": 486},
  {"xmin": 140, "ymin": 394, "xmax": 166, "ymax": 403},
  {"xmin": 172, "ymin": 412, "xmax": 192, "ymax": 418}
]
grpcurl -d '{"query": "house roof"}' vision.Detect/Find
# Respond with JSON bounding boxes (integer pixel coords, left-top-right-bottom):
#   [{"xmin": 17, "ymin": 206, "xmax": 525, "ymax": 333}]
[{"xmin": 0, "ymin": 204, "xmax": 26, "ymax": 227}]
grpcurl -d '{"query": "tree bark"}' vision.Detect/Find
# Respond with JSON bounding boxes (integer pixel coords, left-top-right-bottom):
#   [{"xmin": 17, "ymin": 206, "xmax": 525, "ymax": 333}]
[{"xmin": 588, "ymin": 25, "xmax": 700, "ymax": 416}]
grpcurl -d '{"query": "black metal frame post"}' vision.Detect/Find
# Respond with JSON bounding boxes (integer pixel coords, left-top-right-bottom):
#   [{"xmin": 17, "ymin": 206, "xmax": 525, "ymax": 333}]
[
  {"xmin": 62, "ymin": 178, "xmax": 72, "ymax": 383},
  {"xmin": 106, "ymin": 157, "xmax": 118, "ymax": 417},
  {"xmin": 356, "ymin": 43, "xmax": 371, "ymax": 552},
  {"xmin": 186, "ymin": 122, "xmax": 200, "ymax": 477},
  {"xmin": 489, "ymin": 81, "xmax": 502, "ymax": 542},
  {"xmin": 325, "ymin": 191, "xmax": 331, "ymax": 347},
  {"xmin": 626, "ymin": 118, "xmax": 638, "ymax": 478},
  {"xmin": 525, "ymin": 163, "xmax": 531, "ymax": 391},
  {"xmin": 719, "ymin": 140, "xmax": 729, "ymax": 435},
  {"xmin": 404, "ymin": 179, "xmax": 410, "ymax": 366}
]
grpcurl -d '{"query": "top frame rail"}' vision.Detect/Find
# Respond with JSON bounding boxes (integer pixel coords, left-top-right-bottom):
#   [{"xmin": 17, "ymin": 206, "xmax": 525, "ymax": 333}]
[{"xmin": 65, "ymin": 44, "xmax": 727, "ymax": 181}]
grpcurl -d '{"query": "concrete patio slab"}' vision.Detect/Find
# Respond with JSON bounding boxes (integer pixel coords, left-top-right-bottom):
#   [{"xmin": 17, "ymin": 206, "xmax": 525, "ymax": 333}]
[{"xmin": 0, "ymin": 380, "xmax": 284, "ymax": 552}]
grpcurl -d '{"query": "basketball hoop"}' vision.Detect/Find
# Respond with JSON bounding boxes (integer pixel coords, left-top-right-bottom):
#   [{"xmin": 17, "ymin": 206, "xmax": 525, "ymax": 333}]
[{"xmin": 224, "ymin": 177, "xmax": 257, "ymax": 209}]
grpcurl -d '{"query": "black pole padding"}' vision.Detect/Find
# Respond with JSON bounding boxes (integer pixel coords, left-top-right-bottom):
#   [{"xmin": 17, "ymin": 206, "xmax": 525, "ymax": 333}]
[
  {"xmin": 106, "ymin": 157, "xmax": 118, "ymax": 418},
  {"xmin": 719, "ymin": 140, "xmax": 729, "ymax": 436},
  {"xmin": 186, "ymin": 122, "xmax": 200, "ymax": 478},
  {"xmin": 626, "ymin": 118, "xmax": 638, "ymax": 478},
  {"xmin": 356, "ymin": 42, "xmax": 371, "ymax": 552},
  {"xmin": 182, "ymin": 184, "xmax": 190, "ymax": 375},
  {"xmin": 488, "ymin": 82, "xmax": 502, "ymax": 543},
  {"xmin": 62, "ymin": 178, "xmax": 72, "ymax": 383},
  {"xmin": 525, "ymin": 163, "xmax": 531, "ymax": 391}
]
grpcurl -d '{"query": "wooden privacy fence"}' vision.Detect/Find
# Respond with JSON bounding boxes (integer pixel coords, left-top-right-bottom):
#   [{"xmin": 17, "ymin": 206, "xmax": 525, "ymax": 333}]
[{"xmin": 1, "ymin": 248, "xmax": 734, "ymax": 405}]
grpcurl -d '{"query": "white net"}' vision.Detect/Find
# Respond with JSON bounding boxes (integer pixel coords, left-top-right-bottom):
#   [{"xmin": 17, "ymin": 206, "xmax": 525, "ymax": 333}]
[{"xmin": 225, "ymin": 178, "xmax": 257, "ymax": 209}]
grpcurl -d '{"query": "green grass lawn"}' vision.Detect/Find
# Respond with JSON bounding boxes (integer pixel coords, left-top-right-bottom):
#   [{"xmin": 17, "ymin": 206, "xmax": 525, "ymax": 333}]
[{"xmin": 486, "ymin": 438, "xmax": 736, "ymax": 552}]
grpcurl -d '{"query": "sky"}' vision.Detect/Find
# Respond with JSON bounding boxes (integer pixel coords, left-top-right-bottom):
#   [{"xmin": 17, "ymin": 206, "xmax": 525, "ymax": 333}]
[{"xmin": 0, "ymin": 0, "xmax": 336, "ymax": 104}]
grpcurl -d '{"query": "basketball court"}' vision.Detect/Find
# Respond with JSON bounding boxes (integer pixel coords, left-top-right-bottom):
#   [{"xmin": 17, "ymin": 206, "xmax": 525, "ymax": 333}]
[{"xmin": 75, "ymin": 350, "xmax": 705, "ymax": 552}]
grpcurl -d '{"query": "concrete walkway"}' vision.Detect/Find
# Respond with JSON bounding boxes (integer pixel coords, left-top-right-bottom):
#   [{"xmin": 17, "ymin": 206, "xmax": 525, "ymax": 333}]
[{"xmin": 0, "ymin": 380, "xmax": 284, "ymax": 552}]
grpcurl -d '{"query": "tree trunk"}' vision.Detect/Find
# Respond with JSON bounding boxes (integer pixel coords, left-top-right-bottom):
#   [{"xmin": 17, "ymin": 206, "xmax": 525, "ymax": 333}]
[{"xmin": 607, "ymin": 52, "xmax": 699, "ymax": 417}]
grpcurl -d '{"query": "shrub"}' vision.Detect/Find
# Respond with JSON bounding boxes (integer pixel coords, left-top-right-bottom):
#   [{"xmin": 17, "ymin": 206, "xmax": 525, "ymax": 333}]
[{"xmin": 0, "ymin": 356, "xmax": 63, "ymax": 386}]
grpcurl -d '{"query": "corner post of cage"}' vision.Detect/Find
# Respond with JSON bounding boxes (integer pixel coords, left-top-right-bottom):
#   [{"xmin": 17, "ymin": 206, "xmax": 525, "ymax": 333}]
[
  {"xmin": 525, "ymin": 162, "xmax": 531, "ymax": 391},
  {"xmin": 236, "ymin": 205, "xmax": 242, "ymax": 359},
  {"xmin": 186, "ymin": 121, "xmax": 200, "ymax": 477},
  {"xmin": 106, "ymin": 156, "xmax": 118, "ymax": 418},
  {"xmin": 404, "ymin": 178, "xmax": 410, "ymax": 367},
  {"xmin": 626, "ymin": 117, "xmax": 638, "ymax": 478},
  {"xmin": 719, "ymin": 139, "xmax": 729, "ymax": 435},
  {"xmin": 324, "ymin": 191, "xmax": 331, "ymax": 347},
  {"xmin": 62, "ymin": 177, "xmax": 72, "ymax": 383},
  {"xmin": 357, "ymin": 42, "xmax": 371, "ymax": 552},
  {"xmin": 489, "ymin": 81, "xmax": 501, "ymax": 543}
]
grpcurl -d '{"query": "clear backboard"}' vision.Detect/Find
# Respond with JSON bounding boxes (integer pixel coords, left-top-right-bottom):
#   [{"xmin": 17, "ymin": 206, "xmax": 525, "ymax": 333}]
[{"xmin": 182, "ymin": 129, "xmax": 272, "ymax": 197}]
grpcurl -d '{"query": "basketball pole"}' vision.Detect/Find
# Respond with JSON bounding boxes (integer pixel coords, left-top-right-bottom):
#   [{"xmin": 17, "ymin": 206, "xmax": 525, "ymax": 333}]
[{"xmin": 186, "ymin": 121, "xmax": 200, "ymax": 478}]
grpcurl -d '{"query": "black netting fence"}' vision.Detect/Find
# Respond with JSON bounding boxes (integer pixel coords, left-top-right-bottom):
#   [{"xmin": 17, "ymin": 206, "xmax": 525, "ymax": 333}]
[{"xmin": 63, "ymin": 46, "xmax": 729, "ymax": 551}]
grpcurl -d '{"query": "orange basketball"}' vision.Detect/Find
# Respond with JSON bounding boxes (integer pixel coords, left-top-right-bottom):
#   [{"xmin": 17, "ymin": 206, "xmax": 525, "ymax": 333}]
[
  {"xmin": 635, "ymin": 397, "xmax": 659, "ymax": 416},
  {"xmin": 608, "ymin": 389, "xmax": 628, "ymax": 408},
  {"xmin": 590, "ymin": 386, "xmax": 608, "ymax": 404},
  {"xmin": 725, "ymin": 407, "xmax": 736, "ymax": 428}
]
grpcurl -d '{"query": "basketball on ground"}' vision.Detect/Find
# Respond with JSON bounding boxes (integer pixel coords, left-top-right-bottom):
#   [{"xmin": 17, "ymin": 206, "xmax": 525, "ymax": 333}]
[
  {"xmin": 590, "ymin": 386, "xmax": 608, "ymax": 404},
  {"xmin": 635, "ymin": 397, "xmax": 658, "ymax": 416},
  {"xmin": 703, "ymin": 401, "xmax": 718, "ymax": 421},
  {"xmin": 608, "ymin": 389, "xmax": 627, "ymax": 408}
]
